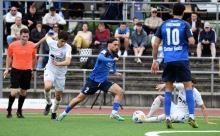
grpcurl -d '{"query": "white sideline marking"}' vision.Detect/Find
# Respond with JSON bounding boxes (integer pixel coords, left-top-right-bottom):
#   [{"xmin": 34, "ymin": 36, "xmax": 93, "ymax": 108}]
[{"xmin": 145, "ymin": 131, "xmax": 220, "ymax": 136}]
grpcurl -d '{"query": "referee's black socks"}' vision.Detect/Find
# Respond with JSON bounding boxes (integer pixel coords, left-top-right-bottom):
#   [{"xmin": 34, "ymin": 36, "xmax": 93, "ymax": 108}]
[
  {"xmin": 7, "ymin": 94, "xmax": 15, "ymax": 112},
  {"xmin": 17, "ymin": 95, "xmax": 26, "ymax": 113}
]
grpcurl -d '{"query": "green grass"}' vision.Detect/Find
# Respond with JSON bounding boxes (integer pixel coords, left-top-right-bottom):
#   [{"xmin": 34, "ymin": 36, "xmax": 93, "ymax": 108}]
[{"xmin": 0, "ymin": 113, "xmax": 219, "ymax": 136}]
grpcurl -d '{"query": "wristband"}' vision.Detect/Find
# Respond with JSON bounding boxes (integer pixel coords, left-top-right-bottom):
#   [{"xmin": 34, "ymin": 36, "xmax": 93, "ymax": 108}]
[{"xmin": 153, "ymin": 59, "xmax": 158, "ymax": 62}]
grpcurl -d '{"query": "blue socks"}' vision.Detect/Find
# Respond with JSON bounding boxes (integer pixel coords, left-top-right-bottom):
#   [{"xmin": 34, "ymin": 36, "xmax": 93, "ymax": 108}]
[
  {"xmin": 65, "ymin": 106, "xmax": 72, "ymax": 113},
  {"xmin": 186, "ymin": 90, "xmax": 194, "ymax": 114},
  {"xmin": 112, "ymin": 103, "xmax": 120, "ymax": 112},
  {"xmin": 164, "ymin": 92, "xmax": 172, "ymax": 116}
]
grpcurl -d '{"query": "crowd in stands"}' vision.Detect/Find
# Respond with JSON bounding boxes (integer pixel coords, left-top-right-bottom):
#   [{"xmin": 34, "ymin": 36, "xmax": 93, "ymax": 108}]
[{"xmin": 2, "ymin": 0, "xmax": 217, "ymax": 66}]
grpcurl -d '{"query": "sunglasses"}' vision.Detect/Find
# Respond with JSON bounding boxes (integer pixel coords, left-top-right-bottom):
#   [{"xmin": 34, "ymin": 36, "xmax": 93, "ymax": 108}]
[{"xmin": 152, "ymin": 11, "xmax": 157, "ymax": 14}]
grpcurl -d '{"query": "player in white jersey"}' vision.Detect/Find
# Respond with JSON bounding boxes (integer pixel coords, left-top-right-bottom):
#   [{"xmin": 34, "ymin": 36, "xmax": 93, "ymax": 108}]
[
  {"xmin": 144, "ymin": 78, "xmax": 215, "ymax": 124},
  {"xmin": 34, "ymin": 31, "xmax": 72, "ymax": 120}
]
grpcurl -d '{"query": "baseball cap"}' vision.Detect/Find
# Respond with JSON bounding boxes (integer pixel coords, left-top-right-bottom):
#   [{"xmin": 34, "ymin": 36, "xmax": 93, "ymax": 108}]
[
  {"xmin": 47, "ymin": 29, "xmax": 54, "ymax": 35},
  {"xmin": 151, "ymin": 8, "xmax": 157, "ymax": 12},
  {"xmin": 204, "ymin": 22, "xmax": 210, "ymax": 28},
  {"xmin": 50, "ymin": 7, "xmax": 56, "ymax": 11}
]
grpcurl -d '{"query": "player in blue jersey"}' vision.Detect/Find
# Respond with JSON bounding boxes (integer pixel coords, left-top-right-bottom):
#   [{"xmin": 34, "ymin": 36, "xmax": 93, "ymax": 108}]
[
  {"xmin": 151, "ymin": 3, "xmax": 197, "ymax": 129},
  {"xmin": 56, "ymin": 37, "xmax": 125, "ymax": 122}
]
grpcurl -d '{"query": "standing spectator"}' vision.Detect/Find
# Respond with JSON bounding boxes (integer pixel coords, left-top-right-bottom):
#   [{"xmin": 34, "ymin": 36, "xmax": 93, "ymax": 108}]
[
  {"xmin": 131, "ymin": 22, "xmax": 147, "ymax": 63},
  {"xmin": 7, "ymin": 17, "xmax": 28, "ymax": 45},
  {"xmin": 94, "ymin": 22, "xmax": 111, "ymax": 50},
  {"xmin": 67, "ymin": 2, "xmax": 85, "ymax": 34},
  {"xmin": 72, "ymin": 23, "xmax": 92, "ymax": 52},
  {"xmin": 196, "ymin": 22, "xmax": 216, "ymax": 64},
  {"xmin": 4, "ymin": 28, "xmax": 37, "ymax": 118},
  {"xmin": 30, "ymin": 21, "xmax": 46, "ymax": 43},
  {"xmin": 22, "ymin": 5, "xmax": 42, "ymax": 34},
  {"xmin": 5, "ymin": 6, "xmax": 22, "ymax": 35},
  {"xmin": 42, "ymin": 7, "xmax": 66, "ymax": 32},
  {"xmin": 143, "ymin": 8, "xmax": 163, "ymax": 35},
  {"xmin": 100, "ymin": 0, "xmax": 123, "ymax": 30},
  {"xmin": 114, "ymin": 22, "xmax": 130, "ymax": 57},
  {"xmin": 186, "ymin": 12, "xmax": 202, "ymax": 44}
]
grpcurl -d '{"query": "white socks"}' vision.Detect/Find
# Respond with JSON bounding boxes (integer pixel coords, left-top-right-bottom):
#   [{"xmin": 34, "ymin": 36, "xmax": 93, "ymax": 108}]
[
  {"xmin": 144, "ymin": 114, "xmax": 165, "ymax": 123},
  {"xmin": 189, "ymin": 114, "xmax": 195, "ymax": 120},
  {"xmin": 147, "ymin": 96, "xmax": 161, "ymax": 118},
  {"xmin": 44, "ymin": 91, "xmax": 52, "ymax": 105},
  {"xmin": 52, "ymin": 99, "xmax": 61, "ymax": 113},
  {"xmin": 111, "ymin": 110, "xmax": 117, "ymax": 114}
]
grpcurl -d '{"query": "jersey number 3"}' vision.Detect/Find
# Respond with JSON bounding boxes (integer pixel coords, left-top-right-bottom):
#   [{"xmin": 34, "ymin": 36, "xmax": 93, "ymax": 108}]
[{"xmin": 166, "ymin": 28, "xmax": 180, "ymax": 45}]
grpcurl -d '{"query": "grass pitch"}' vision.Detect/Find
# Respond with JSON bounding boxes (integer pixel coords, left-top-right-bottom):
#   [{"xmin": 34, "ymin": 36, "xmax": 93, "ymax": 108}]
[{"xmin": 0, "ymin": 113, "xmax": 219, "ymax": 136}]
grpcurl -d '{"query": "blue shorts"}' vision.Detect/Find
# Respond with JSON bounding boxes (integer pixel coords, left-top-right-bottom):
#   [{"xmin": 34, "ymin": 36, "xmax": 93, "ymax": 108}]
[
  {"xmin": 81, "ymin": 78, "xmax": 114, "ymax": 95},
  {"xmin": 162, "ymin": 60, "xmax": 192, "ymax": 83}
]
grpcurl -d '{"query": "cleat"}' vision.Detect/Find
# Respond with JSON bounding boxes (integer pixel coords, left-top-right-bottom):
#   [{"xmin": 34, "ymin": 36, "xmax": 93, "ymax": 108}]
[
  {"xmin": 110, "ymin": 112, "xmax": 124, "ymax": 121},
  {"xmin": 16, "ymin": 111, "xmax": 25, "ymax": 118},
  {"xmin": 44, "ymin": 104, "xmax": 52, "ymax": 115},
  {"xmin": 6, "ymin": 111, "xmax": 12, "ymax": 118},
  {"xmin": 166, "ymin": 119, "xmax": 174, "ymax": 129},
  {"xmin": 56, "ymin": 113, "xmax": 66, "ymax": 122},
  {"xmin": 188, "ymin": 117, "xmax": 199, "ymax": 128},
  {"xmin": 51, "ymin": 113, "xmax": 57, "ymax": 121}
]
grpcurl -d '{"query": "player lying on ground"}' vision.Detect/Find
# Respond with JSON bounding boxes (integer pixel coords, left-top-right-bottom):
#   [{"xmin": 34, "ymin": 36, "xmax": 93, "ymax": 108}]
[{"xmin": 144, "ymin": 79, "xmax": 216, "ymax": 124}]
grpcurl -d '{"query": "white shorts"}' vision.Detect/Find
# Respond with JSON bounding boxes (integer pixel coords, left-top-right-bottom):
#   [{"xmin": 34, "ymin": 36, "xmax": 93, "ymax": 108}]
[
  {"xmin": 170, "ymin": 102, "xmax": 186, "ymax": 123},
  {"xmin": 44, "ymin": 69, "xmax": 66, "ymax": 91}
]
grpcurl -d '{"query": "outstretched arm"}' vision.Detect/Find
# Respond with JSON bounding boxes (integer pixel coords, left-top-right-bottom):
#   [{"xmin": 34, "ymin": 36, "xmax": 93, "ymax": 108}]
[
  {"xmin": 200, "ymin": 104, "xmax": 216, "ymax": 124},
  {"xmin": 34, "ymin": 35, "xmax": 50, "ymax": 48}
]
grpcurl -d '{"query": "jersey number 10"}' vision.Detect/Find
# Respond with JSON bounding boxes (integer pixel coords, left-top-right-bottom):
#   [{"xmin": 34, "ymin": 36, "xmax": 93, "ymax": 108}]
[{"xmin": 166, "ymin": 28, "xmax": 180, "ymax": 46}]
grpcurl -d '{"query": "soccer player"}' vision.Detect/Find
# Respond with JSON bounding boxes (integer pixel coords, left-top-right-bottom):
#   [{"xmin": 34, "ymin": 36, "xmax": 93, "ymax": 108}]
[
  {"xmin": 34, "ymin": 31, "xmax": 72, "ymax": 120},
  {"xmin": 151, "ymin": 3, "xmax": 197, "ymax": 129},
  {"xmin": 144, "ymin": 78, "xmax": 216, "ymax": 125},
  {"xmin": 56, "ymin": 37, "xmax": 125, "ymax": 122},
  {"xmin": 4, "ymin": 28, "xmax": 37, "ymax": 118}
]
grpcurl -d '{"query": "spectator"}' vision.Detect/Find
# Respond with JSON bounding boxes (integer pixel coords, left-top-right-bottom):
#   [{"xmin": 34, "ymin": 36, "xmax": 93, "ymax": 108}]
[
  {"xmin": 30, "ymin": 21, "xmax": 46, "ymax": 43},
  {"xmin": 22, "ymin": 5, "xmax": 42, "ymax": 34},
  {"xmin": 72, "ymin": 23, "xmax": 92, "ymax": 52},
  {"xmin": 186, "ymin": 12, "xmax": 202, "ymax": 44},
  {"xmin": 114, "ymin": 22, "xmax": 130, "ymax": 57},
  {"xmin": 94, "ymin": 22, "xmax": 111, "ymax": 50},
  {"xmin": 100, "ymin": 0, "xmax": 123, "ymax": 30},
  {"xmin": 196, "ymin": 22, "xmax": 216, "ymax": 64},
  {"xmin": 143, "ymin": 8, "xmax": 163, "ymax": 35},
  {"xmin": 5, "ymin": 6, "xmax": 22, "ymax": 35},
  {"xmin": 132, "ymin": 17, "xmax": 139, "ymax": 31},
  {"xmin": 131, "ymin": 22, "xmax": 147, "ymax": 63},
  {"xmin": 7, "ymin": 17, "xmax": 28, "ymax": 45},
  {"xmin": 51, "ymin": 23, "xmax": 60, "ymax": 41},
  {"xmin": 67, "ymin": 2, "xmax": 85, "ymax": 34},
  {"xmin": 42, "ymin": 7, "xmax": 66, "ymax": 32}
]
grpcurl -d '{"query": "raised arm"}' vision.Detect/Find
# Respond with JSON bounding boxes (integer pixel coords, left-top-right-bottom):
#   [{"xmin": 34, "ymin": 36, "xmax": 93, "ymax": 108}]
[{"xmin": 34, "ymin": 35, "xmax": 50, "ymax": 48}]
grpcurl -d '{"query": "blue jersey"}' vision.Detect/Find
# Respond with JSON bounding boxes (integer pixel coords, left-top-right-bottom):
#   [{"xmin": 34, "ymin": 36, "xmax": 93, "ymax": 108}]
[
  {"xmin": 115, "ymin": 27, "xmax": 130, "ymax": 35},
  {"xmin": 89, "ymin": 49, "xmax": 118, "ymax": 83},
  {"xmin": 155, "ymin": 18, "xmax": 193, "ymax": 63}
]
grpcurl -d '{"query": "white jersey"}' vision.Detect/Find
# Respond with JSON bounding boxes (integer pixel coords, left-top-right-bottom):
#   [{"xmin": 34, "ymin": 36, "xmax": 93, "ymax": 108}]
[
  {"xmin": 175, "ymin": 83, "xmax": 204, "ymax": 114},
  {"xmin": 45, "ymin": 37, "xmax": 72, "ymax": 75}
]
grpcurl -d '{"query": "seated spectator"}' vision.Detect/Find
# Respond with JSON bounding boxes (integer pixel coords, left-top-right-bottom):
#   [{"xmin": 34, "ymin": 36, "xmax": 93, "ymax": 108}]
[
  {"xmin": 7, "ymin": 17, "xmax": 28, "ymax": 45},
  {"xmin": 196, "ymin": 22, "xmax": 216, "ymax": 64},
  {"xmin": 151, "ymin": 36, "xmax": 164, "ymax": 65},
  {"xmin": 5, "ymin": 6, "xmax": 22, "ymax": 35},
  {"xmin": 114, "ymin": 22, "xmax": 130, "ymax": 57},
  {"xmin": 30, "ymin": 21, "xmax": 46, "ymax": 43},
  {"xmin": 132, "ymin": 17, "xmax": 139, "ymax": 31},
  {"xmin": 186, "ymin": 12, "xmax": 202, "ymax": 44},
  {"xmin": 42, "ymin": 7, "xmax": 66, "ymax": 32},
  {"xmin": 94, "ymin": 22, "xmax": 110, "ymax": 51},
  {"xmin": 100, "ymin": 0, "xmax": 123, "ymax": 30},
  {"xmin": 143, "ymin": 8, "xmax": 163, "ymax": 35},
  {"xmin": 22, "ymin": 5, "xmax": 42, "ymax": 34},
  {"xmin": 72, "ymin": 23, "xmax": 92, "ymax": 52},
  {"xmin": 131, "ymin": 22, "xmax": 147, "ymax": 63},
  {"xmin": 67, "ymin": 2, "xmax": 85, "ymax": 34}
]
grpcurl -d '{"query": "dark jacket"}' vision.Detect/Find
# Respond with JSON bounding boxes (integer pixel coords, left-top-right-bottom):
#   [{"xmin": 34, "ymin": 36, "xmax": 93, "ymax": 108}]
[
  {"xmin": 186, "ymin": 18, "xmax": 202, "ymax": 32},
  {"xmin": 103, "ymin": 0, "xmax": 123, "ymax": 20},
  {"xmin": 30, "ymin": 28, "xmax": 46, "ymax": 43},
  {"xmin": 68, "ymin": 3, "xmax": 84, "ymax": 18},
  {"xmin": 198, "ymin": 28, "xmax": 216, "ymax": 44},
  {"xmin": 22, "ymin": 12, "xmax": 42, "ymax": 32}
]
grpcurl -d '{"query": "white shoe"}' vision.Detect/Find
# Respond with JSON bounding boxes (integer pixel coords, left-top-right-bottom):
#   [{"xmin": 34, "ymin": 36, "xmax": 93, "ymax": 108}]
[
  {"xmin": 117, "ymin": 50, "xmax": 121, "ymax": 57},
  {"xmin": 134, "ymin": 58, "xmax": 138, "ymax": 62},
  {"xmin": 137, "ymin": 58, "xmax": 142, "ymax": 63},
  {"xmin": 123, "ymin": 51, "xmax": 128, "ymax": 57},
  {"xmin": 56, "ymin": 113, "xmax": 66, "ymax": 122}
]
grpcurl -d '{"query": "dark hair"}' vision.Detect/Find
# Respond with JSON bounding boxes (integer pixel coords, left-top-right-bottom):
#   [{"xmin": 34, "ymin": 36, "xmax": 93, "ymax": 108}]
[
  {"xmin": 191, "ymin": 11, "xmax": 197, "ymax": 15},
  {"xmin": 58, "ymin": 31, "xmax": 69, "ymax": 41},
  {"xmin": 20, "ymin": 28, "xmax": 30, "ymax": 35},
  {"xmin": 36, "ymin": 21, "xmax": 42, "ymax": 25},
  {"xmin": 120, "ymin": 22, "xmax": 126, "ymax": 26},
  {"xmin": 98, "ymin": 22, "xmax": 105, "ymax": 26},
  {"xmin": 133, "ymin": 17, "xmax": 138, "ymax": 20},
  {"xmin": 53, "ymin": 23, "xmax": 59, "ymax": 27},
  {"xmin": 191, "ymin": 78, "xmax": 196, "ymax": 84},
  {"xmin": 173, "ymin": 3, "xmax": 185, "ymax": 16},
  {"xmin": 136, "ymin": 22, "xmax": 142, "ymax": 26},
  {"xmin": 29, "ymin": 5, "xmax": 36, "ymax": 9},
  {"xmin": 50, "ymin": 7, "xmax": 56, "ymax": 11},
  {"xmin": 107, "ymin": 37, "xmax": 118, "ymax": 44}
]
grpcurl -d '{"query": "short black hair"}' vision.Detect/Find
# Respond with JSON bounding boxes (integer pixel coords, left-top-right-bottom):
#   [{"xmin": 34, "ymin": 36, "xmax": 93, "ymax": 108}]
[
  {"xmin": 50, "ymin": 7, "xmax": 56, "ymax": 11},
  {"xmin": 107, "ymin": 37, "xmax": 118, "ymax": 44},
  {"xmin": 20, "ymin": 28, "xmax": 30, "ymax": 35},
  {"xmin": 173, "ymin": 2, "xmax": 185, "ymax": 16},
  {"xmin": 36, "ymin": 21, "xmax": 42, "ymax": 25},
  {"xmin": 58, "ymin": 31, "xmax": 69, "ymax": 41},
  {"xmin": 191, "ymin": 11, "xmax": 197, "ymax": 15},
  {"xmin": 136, "ymin": 22, "xmax": 142, "ymax": 26},
  {"xmin": 191, "ymin": 78, "xmax": 196, "ymax": 84},
  {"xmin": 133, "ymin": 17, "xmax": 138, "ymax": 20},
  {"xmin": 120, "ymin": 22, "xmax": 126, "ymax": 26}
]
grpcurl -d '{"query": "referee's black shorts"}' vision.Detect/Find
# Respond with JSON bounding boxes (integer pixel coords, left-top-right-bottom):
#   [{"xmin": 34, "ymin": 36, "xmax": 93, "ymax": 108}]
[{"xmin": 10, "ymin": 67, "xmax": 32, "ymax": 90}]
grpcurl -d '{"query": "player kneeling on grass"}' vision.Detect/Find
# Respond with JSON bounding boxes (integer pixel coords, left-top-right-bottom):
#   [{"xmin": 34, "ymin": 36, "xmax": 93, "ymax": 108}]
[
  {"xmin": 34, "ymin": 31, "xmax": 72, "ymax": 120},
  {"xmin": 56, "ymin": 37, "xmax": 125, "ymax": 122},
  {"xmin": 143, "ymin": 79, "xmax": 216, "ymax": 125}
]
